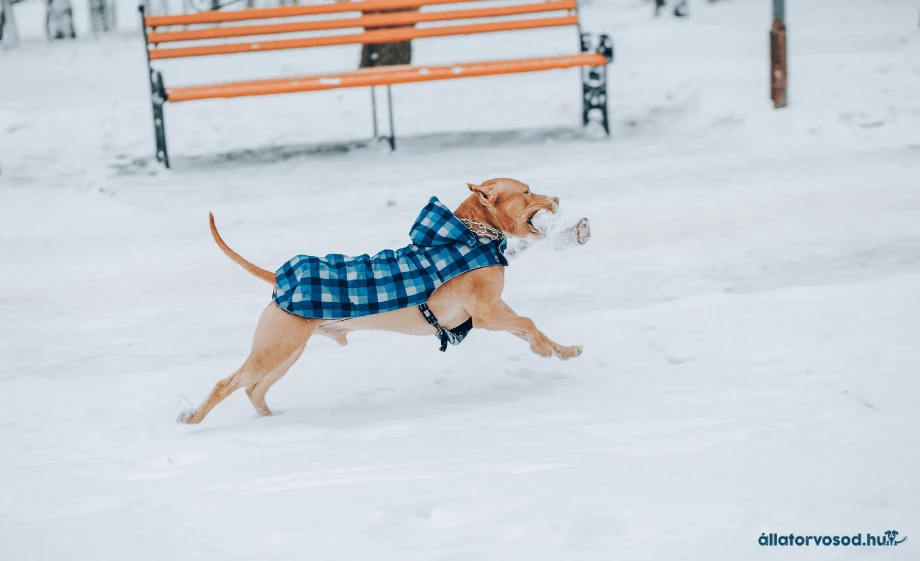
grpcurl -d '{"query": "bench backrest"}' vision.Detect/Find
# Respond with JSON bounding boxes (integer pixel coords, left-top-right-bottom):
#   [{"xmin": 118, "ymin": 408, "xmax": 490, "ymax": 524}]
[{"xmin": 142, "ymin": 0, "xmax": 581, "ymax": 61}]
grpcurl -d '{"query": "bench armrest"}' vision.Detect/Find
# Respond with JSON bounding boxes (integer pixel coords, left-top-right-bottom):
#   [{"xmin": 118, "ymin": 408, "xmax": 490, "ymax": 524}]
[{"xmin": 580, "ymin": 32, "xmax": 614, "ymax": 64}]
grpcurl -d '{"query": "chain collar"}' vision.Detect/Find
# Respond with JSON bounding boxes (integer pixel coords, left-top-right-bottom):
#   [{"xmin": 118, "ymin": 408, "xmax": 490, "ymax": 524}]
[{"xmin": 459, "ymin": 218, "xmax": 505, "ymax": 241}]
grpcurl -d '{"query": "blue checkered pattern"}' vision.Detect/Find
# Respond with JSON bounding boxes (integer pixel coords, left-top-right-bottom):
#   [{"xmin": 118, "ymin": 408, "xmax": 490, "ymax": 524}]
[{"xmin": 273, "ymin": 197, "xmax": 508, "ymax": 319}]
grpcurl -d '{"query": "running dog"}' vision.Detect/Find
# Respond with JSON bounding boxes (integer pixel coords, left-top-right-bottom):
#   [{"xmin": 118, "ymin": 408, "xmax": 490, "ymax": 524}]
[{"xmin": 179, "ymin": 178, "xmax": 584, "ymax": 424}]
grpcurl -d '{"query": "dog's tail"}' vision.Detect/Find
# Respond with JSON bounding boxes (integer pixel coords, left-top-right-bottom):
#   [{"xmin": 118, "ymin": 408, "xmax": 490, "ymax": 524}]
[{"xmin": 209, "ymin": 212, "xmax": 276, "ymax": 285}]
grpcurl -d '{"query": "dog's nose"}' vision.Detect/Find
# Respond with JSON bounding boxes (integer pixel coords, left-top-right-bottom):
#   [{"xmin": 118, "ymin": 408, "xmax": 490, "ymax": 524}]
[{"xmin": 551, "ymin": 197, "xmax": 560, "ymax": 205}]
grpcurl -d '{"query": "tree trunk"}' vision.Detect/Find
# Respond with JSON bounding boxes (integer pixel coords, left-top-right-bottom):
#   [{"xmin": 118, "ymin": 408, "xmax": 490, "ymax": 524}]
[
  {"xmin": 358, "ymin": 6, "xmax": 417, "ymax": 69},
  {"xmin": 1, "ymin": 0, "xmax": 21, "ymax": 46},
  {"xmin": 89, "ymin": 0, "xmax": 112, "ymax": 33},
  {"xmin": 46, "ymin": 0, "xmax": 76, "ymax": 39}
]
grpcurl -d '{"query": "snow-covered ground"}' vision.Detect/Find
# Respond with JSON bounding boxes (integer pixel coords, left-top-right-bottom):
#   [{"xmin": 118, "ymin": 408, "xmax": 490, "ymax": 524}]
[{"xmin": 2, "ymin": 0, "xmax": 920, "ymax": 559}]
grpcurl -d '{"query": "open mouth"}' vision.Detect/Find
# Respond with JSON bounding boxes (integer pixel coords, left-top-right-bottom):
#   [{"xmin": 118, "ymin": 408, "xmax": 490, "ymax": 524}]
[{"xmin": 526, "ymin": 211, "xmax": 540, "ymax": 234}]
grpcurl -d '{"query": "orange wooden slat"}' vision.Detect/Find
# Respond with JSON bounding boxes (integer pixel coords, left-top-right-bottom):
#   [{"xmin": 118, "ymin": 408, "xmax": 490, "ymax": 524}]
[
  {"xmin": 144, "ymin": 0, "xmax": 481, "ymax": 27},
  {"xmin": 166, "ymin": 54, "xmax": 607, "ymax": 102},
  {"xmin": 169, "ymin": 62, "xmax": 432, "ymax": 95},
  {"xmin": 147, "ymin": 0, "xmax": 576, "ymax": 44},
  {"xmin": 149, "ymin": 15, "xmax": 579, "ymax": 60}
]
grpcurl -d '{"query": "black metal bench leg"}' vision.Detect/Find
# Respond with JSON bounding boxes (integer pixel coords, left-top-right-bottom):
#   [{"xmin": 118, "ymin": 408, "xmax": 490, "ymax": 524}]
[
  {"xmin": 581, "ymin": 66, "xmax": 609, "ymax": 135},
  {"xmin": 140, "ymin": 6, "xmax": 170, "ymax": 168},
  {"xmin": 580, "ymin": 32, "xmax": 614, "ymax": 136},
  {"xmin": 152, "ymin": 101, "xmax": 170, "ymax": 168},
  {"xmin": 149, "ymin": 69, "xmax": 170, "ymax": 168},
  {"xmin": 580, "ymin": 58, "xmax": 608, "ymax": 136},
  {"xmin": 386, "ymin": 85, "xmax": 396, "ymax": 150}
]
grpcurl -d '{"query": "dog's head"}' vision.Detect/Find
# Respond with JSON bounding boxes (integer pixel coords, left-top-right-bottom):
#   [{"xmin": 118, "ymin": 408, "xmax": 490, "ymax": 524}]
[{"xmin": 465, "ymin": 178, "xmax": 559, "ymax": 238}]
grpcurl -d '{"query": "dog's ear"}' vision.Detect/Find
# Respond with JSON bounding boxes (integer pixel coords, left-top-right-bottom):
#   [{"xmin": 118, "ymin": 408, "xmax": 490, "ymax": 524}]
[{"xmin": 467, "ymin": 182, "xmax": 497, "ymax": 206}]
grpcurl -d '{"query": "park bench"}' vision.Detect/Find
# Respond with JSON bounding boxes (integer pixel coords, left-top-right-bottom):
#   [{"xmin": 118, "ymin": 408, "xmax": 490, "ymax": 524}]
[{"xmin": 139, "ymin": 0, "xmax": 614, "ymax": 168}]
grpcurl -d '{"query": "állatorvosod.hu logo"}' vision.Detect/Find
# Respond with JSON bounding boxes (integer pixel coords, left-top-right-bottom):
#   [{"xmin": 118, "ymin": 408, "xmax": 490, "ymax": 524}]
[{"xmin": 759, "ymin": 531, "xmax": 907, "ymax": 547}]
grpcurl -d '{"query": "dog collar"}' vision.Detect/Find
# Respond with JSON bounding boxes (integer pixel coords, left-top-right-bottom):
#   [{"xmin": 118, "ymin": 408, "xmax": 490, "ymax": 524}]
[{"xmin": 459, "ymin": 218, "xmax": 504, "ymax": 241}]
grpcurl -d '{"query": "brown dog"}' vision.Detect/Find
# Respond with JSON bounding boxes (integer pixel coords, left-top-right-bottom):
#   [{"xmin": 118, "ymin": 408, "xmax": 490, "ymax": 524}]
[{"xmin": 178, "ymin": 178, "xmax": 583, "ymax": 424}]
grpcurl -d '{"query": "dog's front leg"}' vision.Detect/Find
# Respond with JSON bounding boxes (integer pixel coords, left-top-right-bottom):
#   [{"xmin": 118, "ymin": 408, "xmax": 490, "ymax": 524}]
[{"xmin": 470, "ymin": 299, "xmax": 582, "ymax": 360}]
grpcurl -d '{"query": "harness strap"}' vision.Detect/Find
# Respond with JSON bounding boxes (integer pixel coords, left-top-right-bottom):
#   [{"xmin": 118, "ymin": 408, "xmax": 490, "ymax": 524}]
[{"xmin": 418, "ymin": 303, "xmax": 472, "ymax": 352}]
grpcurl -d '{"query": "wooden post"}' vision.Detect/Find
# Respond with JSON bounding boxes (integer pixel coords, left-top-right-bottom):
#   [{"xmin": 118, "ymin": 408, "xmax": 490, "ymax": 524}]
[{"xmin": 770, "ymin": 0, "xmax": 787, "ymax": 108}]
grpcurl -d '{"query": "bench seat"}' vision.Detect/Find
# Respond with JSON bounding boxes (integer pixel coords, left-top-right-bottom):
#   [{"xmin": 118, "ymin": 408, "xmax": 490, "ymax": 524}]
[{"xmin": 167, "ymin": 54, "xmax": 609, "ymax": 102}]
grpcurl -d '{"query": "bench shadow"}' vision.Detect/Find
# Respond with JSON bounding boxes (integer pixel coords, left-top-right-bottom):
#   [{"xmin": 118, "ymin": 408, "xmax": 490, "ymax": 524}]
[
  {"xmin": 114, "ymin": 126, "xmax": 604, "ymax": 174},
  {"xmin": 111, "ymin": 138, "xmax": 370, "ymax": 176},
  {"xmin": 398, "ymin": 126, "xmax": 599, "ymax": 152}
]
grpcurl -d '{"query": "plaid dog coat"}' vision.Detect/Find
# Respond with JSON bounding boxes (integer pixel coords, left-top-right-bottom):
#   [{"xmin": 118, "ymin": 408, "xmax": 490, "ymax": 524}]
[{"xmin": 273, "ymin": 197, "xmax": 508, "ymax": 319}]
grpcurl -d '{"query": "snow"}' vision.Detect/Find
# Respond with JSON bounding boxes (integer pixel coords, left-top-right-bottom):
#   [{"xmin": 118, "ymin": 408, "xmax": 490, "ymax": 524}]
[
  {"xmin": 530, "ymin": 209, "xmax": 588, "ymax": 250},
  {"xmin": 2, "ymin": 0, "xmax": 920, "ymax": 559}
]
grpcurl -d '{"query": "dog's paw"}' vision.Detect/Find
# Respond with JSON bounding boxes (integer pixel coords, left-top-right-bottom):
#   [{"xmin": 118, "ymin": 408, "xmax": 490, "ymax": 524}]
[
  {"xmin": 556, "ymin": 345, "xmax": 583, "ymax": 360},
  {"xmin": 176, "ymin": 408, "xmax": 198, "ymax": 424}
]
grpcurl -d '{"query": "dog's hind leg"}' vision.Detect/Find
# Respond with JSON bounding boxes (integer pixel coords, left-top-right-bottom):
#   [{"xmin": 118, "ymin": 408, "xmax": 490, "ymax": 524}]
[
  {"xmin": 246, "ymin": 341, "xmax": 306, "ymax": 417},
  {"xmin": 178, "ymin": 303, "xmax": 317, "ymax": 425}
]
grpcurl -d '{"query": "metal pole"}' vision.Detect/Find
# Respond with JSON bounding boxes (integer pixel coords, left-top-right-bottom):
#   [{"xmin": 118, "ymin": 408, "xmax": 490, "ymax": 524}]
[
  {"xmin": 773, "ymin": 0, "xmax": 785, "ymax": 21},
  {"xmin": 370, "ymin": 87, "xmax": 378, "ymax": 138},
  {"xmin": 770, "ymin": 0, "xmax": 787, "ymax": 108},
  {"xmin": 386, "ymin": 85, "xmax": 396, "ymax": 150}
]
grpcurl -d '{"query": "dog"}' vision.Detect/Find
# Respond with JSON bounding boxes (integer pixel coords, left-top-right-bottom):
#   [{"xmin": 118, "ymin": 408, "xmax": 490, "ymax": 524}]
[{"xmin": 178, "ymin": 178, "xmax": 584, "ymax": 424}]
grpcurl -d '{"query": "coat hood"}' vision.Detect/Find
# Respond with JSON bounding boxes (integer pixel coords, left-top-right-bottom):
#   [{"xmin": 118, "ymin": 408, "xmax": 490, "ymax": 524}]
[{"xmin": 408, "ymin": 197, "xmax": 481, "ymax": 248}]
